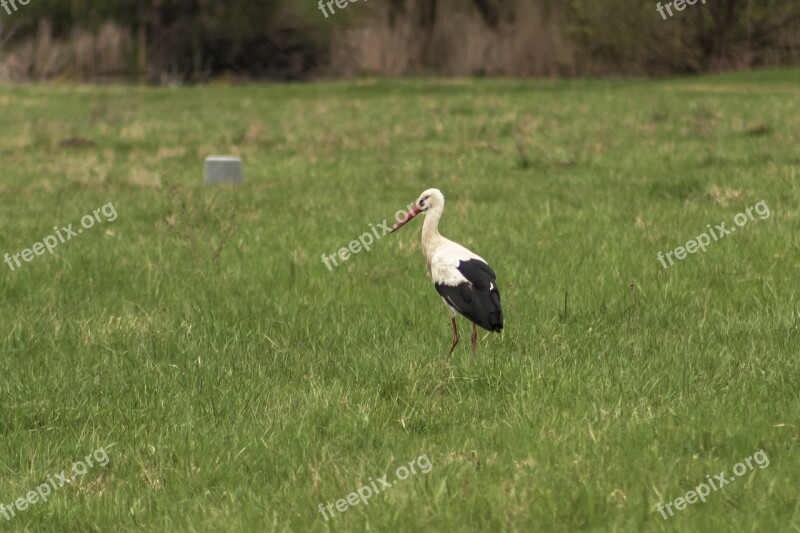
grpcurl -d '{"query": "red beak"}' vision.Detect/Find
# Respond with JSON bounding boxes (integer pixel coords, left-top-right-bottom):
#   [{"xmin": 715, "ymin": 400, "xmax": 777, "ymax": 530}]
[{"xmin": 391, "ymin": 205, "xmax": 423, "ymax": 233}]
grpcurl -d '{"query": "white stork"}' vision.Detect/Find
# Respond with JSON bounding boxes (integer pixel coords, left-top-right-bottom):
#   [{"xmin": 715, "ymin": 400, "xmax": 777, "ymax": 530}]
[{"xmin": 391, "ymin": 188, "xmax": 503, "ymax": 358}]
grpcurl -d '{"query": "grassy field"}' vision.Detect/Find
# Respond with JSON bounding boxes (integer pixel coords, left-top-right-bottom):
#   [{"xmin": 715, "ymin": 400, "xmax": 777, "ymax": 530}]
[{"xmin": 0, "ymin": 69, "xmax": 798, "ymax": 532}]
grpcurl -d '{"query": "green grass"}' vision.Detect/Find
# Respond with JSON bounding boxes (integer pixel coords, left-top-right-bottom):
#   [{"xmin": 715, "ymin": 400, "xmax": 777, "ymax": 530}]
[{"xmin": 0, "ymin": 70, "xmax": 798, "ymax": 532}]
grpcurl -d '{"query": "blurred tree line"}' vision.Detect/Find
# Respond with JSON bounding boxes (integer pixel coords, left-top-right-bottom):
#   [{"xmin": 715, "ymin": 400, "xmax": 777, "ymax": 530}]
[{"xmin": 0, "ymin": 0, "xmax": 798, "ymax": 81}]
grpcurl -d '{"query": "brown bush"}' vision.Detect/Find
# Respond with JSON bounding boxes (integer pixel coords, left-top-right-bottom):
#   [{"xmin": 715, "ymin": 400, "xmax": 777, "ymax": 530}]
[{"xmin": 0, "ymin": 0, "xmax": 797, "ymax": 81}]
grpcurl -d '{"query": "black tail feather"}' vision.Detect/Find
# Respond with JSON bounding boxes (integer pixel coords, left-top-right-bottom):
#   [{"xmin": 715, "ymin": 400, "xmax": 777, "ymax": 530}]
[{"xmin": 436, "ymin": 282, "xmax": 503, "ymax": 332}]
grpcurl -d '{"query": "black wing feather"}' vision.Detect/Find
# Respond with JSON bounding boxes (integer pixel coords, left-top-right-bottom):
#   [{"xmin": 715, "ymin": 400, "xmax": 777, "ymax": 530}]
[{"xmin": 435, "ymin": 259, "xmax": 504, "ymax": 332}]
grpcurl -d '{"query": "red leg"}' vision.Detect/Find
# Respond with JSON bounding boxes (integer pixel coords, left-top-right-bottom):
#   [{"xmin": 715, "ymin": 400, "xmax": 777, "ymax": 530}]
[
  {"xmin": 470, "ymin": 322, "xmax": 478, "ymax": 356},
  {"xmin": 447, "ymin": 317, "xmax": 459, "ymax": 359}
]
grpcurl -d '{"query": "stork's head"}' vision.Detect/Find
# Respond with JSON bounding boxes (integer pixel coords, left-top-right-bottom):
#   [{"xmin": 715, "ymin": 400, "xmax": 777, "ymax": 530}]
[{"xmin": 391, "ymin": 188, "xmax": 444, "ymax": 233}]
